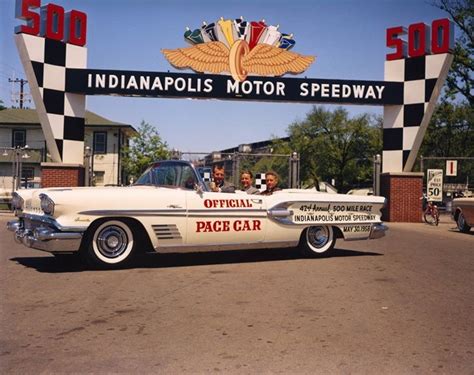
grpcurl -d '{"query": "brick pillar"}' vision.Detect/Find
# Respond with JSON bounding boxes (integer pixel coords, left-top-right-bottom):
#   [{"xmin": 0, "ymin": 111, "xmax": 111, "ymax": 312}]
[
  {"xmin": 380, "ymin": 172, "xmax": 424, "ymax": 222},
  {"xmin": 41, "ymin": 163, "xmax": 85, "ymax": 188}
]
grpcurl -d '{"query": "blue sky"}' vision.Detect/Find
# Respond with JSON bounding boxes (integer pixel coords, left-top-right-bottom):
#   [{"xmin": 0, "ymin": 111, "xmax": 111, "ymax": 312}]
[{"xmin": 0, "ymin": 0, "xmax": 449, "ymax": 153}]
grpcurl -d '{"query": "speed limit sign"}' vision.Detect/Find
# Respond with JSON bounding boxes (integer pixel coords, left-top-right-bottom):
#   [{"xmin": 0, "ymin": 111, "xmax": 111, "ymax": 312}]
[{"xmin": 427, "ymin": 169, "xmax": 443, "ymax": 201}]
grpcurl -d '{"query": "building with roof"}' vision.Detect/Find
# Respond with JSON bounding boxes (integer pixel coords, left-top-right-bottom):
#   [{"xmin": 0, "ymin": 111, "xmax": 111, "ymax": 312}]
[{"xmin": 0, "ymin": 108, "xmax": 136, "ymax": 192}]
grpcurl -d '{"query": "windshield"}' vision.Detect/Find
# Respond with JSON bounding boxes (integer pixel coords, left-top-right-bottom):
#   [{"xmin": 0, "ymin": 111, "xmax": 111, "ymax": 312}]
[{"xmin": 135, "ymin": 161, "xmax": 204, "ymax": 190}]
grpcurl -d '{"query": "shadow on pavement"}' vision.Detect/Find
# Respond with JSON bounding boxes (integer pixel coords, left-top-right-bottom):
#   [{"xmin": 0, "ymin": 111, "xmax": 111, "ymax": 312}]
[
  {"xmin": 11, "ymin": 247, "xmax": 383, "ymax": 273},
  {"xmin": 447, "ymin": 229, "xmax": 474, "ymax": 236}
]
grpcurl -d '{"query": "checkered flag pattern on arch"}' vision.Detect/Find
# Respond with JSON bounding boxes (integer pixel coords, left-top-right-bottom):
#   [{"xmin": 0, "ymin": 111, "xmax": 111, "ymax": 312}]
[
  {"xmin": 15, "ymin": 33, "xmax": 87, "ymax": 164},
  {"xmin": 382, "ymin": 53, "xmax": 452, "ymax": 173}
]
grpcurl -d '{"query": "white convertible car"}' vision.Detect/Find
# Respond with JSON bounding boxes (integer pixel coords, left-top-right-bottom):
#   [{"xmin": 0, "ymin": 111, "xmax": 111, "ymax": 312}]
[{"xmin": 7, "ymin": 160, "xmax": 387, "ymax": 268}]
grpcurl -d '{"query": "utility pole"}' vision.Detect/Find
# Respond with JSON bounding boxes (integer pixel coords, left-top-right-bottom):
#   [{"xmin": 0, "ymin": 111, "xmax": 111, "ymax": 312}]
[{"xmin": 9, "ymin": 78, "xmax": 28, "ymax": 109}]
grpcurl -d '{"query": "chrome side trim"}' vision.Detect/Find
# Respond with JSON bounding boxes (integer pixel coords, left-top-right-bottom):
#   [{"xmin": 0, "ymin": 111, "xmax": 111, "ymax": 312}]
[
  {"xmin": 268, "ymin": 209, "xmax": 293, "ymax": 217},
  {"xmin": 78, "ymin": 209, "xmax": 187, "ymax": 216},
  {"xmin": 78, "ymin": 208, "xmax": 266, "ymax": 216},
  {"xmin": 188, "ymin": 209, "xmax": 266, "ymax": 214}
]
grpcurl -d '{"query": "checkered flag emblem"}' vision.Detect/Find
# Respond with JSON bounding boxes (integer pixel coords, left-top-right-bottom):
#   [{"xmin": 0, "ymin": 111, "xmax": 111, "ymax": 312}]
[
  {"xmin": 202, "ymin": 171, "xmax": 211, "ymax": 182},
  {"xmin": 16, "ymin": 34, "xmax": 87, "ymax": 164},
  {"xmin": 255, "ymin": 173, "xmax": 266, "ymax": 192},
  {"xmin": 382, "ymin": 53, "xmax": 453, "ymax": 173}
]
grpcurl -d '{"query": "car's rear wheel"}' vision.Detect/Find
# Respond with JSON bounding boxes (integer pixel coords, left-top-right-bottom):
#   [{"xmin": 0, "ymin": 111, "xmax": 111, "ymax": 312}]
[
  {"xmin": 456, "ymin": 212, "xmax": 471, "ymax": 233},
  {"xmin": 299, "ymin": 225, "xmax": 336, "ymax": 257},
  {"xmin": 83, "ymin": 219, "xmax": 136, "ymax": 268}
]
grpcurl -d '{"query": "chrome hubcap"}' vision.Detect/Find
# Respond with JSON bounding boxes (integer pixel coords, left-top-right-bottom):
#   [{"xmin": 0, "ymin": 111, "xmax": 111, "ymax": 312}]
[
  {"xmin": 307, "ymin": 226, "xmax": 329, "ymax": 248},
  {"xmin": 97, "ymin": 226, "xmax": 129, "ymax": 258}
]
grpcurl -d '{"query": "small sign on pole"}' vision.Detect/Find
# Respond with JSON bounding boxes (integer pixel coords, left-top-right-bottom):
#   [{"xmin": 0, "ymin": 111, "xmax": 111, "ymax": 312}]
[
  {"xmin": 446, "ymin": 160, "xmax": 457, "ymax": 176},
  {"xmin": 427, "ymin": 169, "xmax": 443, "ymax": 201}
]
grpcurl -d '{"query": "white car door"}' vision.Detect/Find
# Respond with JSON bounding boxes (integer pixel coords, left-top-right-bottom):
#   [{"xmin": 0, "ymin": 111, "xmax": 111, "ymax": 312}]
[{"xmin": 185, "ymin": 190, "xmax": 267, "ymax": 246}]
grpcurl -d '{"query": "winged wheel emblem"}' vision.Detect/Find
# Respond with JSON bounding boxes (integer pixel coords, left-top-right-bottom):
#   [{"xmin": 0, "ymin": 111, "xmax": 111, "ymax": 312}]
[{"xmin": 162, "ymin": 18, "xmax": 315, "ymax": 82}]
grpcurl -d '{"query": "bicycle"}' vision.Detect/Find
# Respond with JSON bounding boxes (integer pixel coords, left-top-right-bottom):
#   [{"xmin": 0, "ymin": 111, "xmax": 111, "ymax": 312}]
[{"xmin": 421, "ymin": 194, "xmax": 439, "ymax": 226}]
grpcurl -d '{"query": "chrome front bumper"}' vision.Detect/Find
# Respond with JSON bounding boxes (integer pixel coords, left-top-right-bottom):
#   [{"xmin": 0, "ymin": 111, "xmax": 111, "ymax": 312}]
[
  {"xmin": 369, "ymin": 223, "xmax": 388, "ymax": 239},
  {"xmin": 7, "ymin": 217, "xmax": 84, "ymax": 253}
]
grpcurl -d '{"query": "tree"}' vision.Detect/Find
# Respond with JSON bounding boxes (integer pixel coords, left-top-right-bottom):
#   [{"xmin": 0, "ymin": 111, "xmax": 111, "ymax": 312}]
[
  {"xmin": 419, "ymin": 1, "xmax": 473, "ymax": 185},
  {"xmin": 0, "ymin": 99, "xmax": 6, "ymax": 110},
  {"xmin": 122, "ymin": 120, "xmax": 170, "ymax": 182},
  {"xmin": 422, "ymin": 101, "xmax": 473, "ymax": 157},
  {"xmin": 276, "ymin": 106, "xmax": 382, "ymax": 192},
  {"xmin": 433, "ymin": 0, "xmax": 473, "ymax": 105},
  {"xmin": 420, "ymin": 101, "xmax": 474, "ymax": 182}
]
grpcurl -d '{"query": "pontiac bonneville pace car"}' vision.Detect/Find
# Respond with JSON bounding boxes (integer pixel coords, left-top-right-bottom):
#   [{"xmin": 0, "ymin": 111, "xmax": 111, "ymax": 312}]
[{"xmin": 7, "ymin": 160, "xmax": 387, "ymax": 268}]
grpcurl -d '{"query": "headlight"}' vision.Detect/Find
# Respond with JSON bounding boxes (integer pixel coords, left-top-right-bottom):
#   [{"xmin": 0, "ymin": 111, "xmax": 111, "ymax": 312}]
[
  {"xmin": 39, "ymin": 194, "xmax": 55, "ymax": 215},
  {"xmin": 11, "ymin": 192, "xmax": 24, "ymax": 211}
]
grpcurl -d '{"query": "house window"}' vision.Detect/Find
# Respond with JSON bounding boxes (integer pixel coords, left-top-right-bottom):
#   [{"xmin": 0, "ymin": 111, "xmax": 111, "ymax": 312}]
[
  {"xmin": 12, "ymin": 129, "xmax": 26, "ymax": 148},
  {"xmin": 93, "ymin": 132, "xmax": 107, "ymax": 154},
  {"xmin": 93, "ymin": 171, "xmax": 105, "ymax": 185},
  {"xmin": 21, "ymin": 167, "xmax": 35, "ymax": 180}
]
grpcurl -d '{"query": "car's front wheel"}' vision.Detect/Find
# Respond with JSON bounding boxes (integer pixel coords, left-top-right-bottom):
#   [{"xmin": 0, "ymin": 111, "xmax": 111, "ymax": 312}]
[
  {"xmin": 299, "ymin": 225, "xmax": 336, "ymax": 257},
  {"xmin": 82, "ymin": 219, "xmax": 136, "ymax": 268},
  {"xmin": 456, "ymin": 212, "xmax": 471, "ymax": 233}
]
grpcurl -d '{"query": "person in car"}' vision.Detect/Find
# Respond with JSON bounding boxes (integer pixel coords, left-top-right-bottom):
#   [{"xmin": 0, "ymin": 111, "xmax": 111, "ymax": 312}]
[
  {"xmin": 240, "ymin": 170, "xmax": 259, "ymax": 194},
  {"xmin": 260, "ymin": 171, "xmax": 281, "ymax": 195},
  {"xmin": 209, "ymin": 164, "xmax": 235, "ymax": 193}
]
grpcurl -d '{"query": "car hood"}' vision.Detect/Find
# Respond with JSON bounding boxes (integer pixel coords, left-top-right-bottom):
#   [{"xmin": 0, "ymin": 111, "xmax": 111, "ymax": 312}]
[{"xmin": 19, "ymin": 185, "xmax": 182, "ymax": 216}]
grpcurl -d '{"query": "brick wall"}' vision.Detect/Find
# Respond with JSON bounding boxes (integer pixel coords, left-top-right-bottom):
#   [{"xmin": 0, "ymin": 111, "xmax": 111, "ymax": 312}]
[
  {"xmin": 381, "ymin": 173, "xmax": 423, "ymax": 222},
  {"xmin": 41, "ymin": 163, "xmax": 84, "ymax": 188}
]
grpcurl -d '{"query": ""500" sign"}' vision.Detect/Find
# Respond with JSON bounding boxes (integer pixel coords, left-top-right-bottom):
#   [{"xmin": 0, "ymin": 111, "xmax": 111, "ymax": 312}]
[
  {"xmin": 15, "ymin": 0, "xmax": 87, "ymax": 46},
  {"xmin": 386, "ymin": 18, "xmax": 454, "ymax": 60}
]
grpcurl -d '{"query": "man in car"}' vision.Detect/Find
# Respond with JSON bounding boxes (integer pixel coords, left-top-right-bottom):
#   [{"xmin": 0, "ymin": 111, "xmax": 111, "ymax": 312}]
[
  {"xmin": 260, "ymin": 171, "xmax": 281, "ymax": 195},
  {"xmin": 240, "ymin": 170, "xmax": 259, "ymax": 194},
  {"xmin": 209, "ymin": 164, "xmax": 235, "ymax": 193}
]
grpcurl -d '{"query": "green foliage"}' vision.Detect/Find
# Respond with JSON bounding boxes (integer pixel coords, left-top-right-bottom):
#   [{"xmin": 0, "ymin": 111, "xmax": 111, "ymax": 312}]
[
  {"xmin": 0, "ymin": 100, "xmax": 6, "ymax": 110},
  {"xmin": 274, "ymin": 106, "xmax": 382, "ymax": 192},
  {"xmin": 122, "ymin": 120, "xmax": 170, "ymax": 182},
  {"xmin": 421, "ymin": 101, "xmax": 474, "ymax": 182},
  {"xmin": 421, "ymin": 1, "xmax": 473, "ymax": 186},
  {"xmin": 434, "ymin": 0, "xmax": 473, "ymax": 105},
  {"xmin": 422, "ymin": 101, "xmax": 474, "ymax": 157},
  {"xmin": 237, "ymin": 151, "xmax": 290, "ymax": 188}
]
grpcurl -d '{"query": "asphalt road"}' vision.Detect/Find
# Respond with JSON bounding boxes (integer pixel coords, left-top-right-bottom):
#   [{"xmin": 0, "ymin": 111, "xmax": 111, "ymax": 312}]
[{"xmin": 0, "ymin": 212, "xmax": 473, "ymax": 374}]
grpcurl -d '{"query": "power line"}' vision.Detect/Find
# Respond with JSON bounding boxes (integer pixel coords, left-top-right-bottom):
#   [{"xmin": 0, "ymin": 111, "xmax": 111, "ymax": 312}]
[{"xmin": 8, "ymin": 78, "xmax": 29, "ymax": 109}]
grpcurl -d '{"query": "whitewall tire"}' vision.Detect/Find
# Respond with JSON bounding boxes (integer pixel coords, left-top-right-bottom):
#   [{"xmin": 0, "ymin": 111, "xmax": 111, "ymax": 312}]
[
  {"xmin": 85, "ymin": 220, "xmax": 136, "ymax": 268},
  {"xmin": 299, "ymin": 225, "xmax": 336, "ymax": 257}
]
